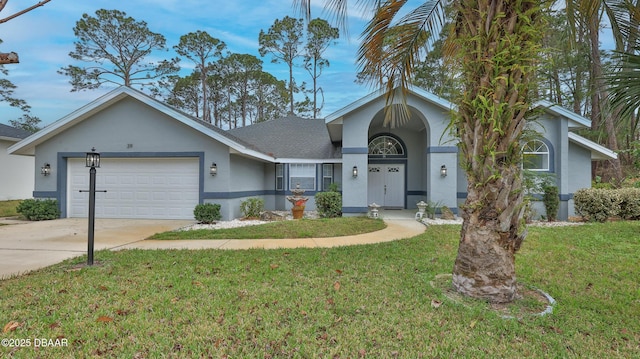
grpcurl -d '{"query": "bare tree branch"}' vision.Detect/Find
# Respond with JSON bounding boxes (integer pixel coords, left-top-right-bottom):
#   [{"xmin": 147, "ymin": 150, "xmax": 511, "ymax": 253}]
[{"xmin": 0, "ymin": 0, "xmax": 52, "ymax": 24}]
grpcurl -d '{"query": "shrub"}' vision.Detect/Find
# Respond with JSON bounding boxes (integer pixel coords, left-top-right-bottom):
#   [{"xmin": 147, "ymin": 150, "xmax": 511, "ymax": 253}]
[
  {"xmin": 592, "ymin": 176, "xmax": 615, "ymax": 189},
  {"xmin": 315, "ymin": 191, "xmax": 342, "ymax": 218},
  {"xmin": 573, "ymin": 189, "xmax": 621, "ymax": 222},
  {"xmin": 240, "ymin": 197, "xmax": 264, "ymax": 218},
  {"xmin": 193, "ymin": 203, "xmax": 221, "ymax": 224},
  {"xmin": 617, "ymin": 188, "xmax": 640, "ymax": 220},
  {"xmin": 440, "ymin": 205, "xmax": 455, "ymax": 220},
  {"xmin": 542, "ymin": 185, "xmax": 559, "ymax": 221},
  {"xmin": 16, "ymin": 199, "xmax": 60, "ymax": 221}
]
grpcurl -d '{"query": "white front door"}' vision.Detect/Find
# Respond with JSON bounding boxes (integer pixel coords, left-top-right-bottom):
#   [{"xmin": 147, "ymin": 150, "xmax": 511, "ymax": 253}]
[{"xmin": 367, "ymin": 164, "xmax": 405, "ymax": 208}]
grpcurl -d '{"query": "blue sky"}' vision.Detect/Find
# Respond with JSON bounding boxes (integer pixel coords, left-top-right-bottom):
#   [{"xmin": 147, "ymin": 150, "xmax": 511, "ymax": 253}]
[
  {"xmin": 1, "ymin": 1, "xmax": 616, "ymax": 128},
  {"xmin": 1, "ymin": 0, "xmax": 380, "ymax": 127}
]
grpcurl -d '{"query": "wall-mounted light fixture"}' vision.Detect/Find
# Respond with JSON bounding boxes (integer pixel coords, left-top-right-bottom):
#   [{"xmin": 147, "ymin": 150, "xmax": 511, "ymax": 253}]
[
  {"xmin": 352, "ymin": 165, "xmax": 358, "ymax": 178},
  {"xmin": 440, "ymin": 165, "xmax": 448, "ymax": 177},
  {"xmin": 41, "ymin": 163, "xmax": 51, "ymax": 176},
  {"xmin": 210, "ymin": 162, "xmax": 218, "ymax": 176}
]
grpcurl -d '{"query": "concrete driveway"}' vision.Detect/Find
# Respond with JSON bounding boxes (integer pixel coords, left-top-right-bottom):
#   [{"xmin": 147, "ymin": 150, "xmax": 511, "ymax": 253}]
[{"xmin": 0, "ymin": 218, "xmax": 192, "ymax": 279}]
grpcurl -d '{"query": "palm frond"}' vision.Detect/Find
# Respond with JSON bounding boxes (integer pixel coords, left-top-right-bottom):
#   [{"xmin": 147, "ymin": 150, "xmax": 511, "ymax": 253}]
[
  {"xmin": 607, "ymin": 50, "xmax": 640, "ymax": 120},
  {"xmin": 358, "ymin": 0, "xmax": 446, "ymax": 127},
  {"xmin": 608, "ymin": 0, "xmax": 640, "ymax": 50},
  {"xmin": 293, "ymin": 0, "xmax": 312, "ymax": 19}
]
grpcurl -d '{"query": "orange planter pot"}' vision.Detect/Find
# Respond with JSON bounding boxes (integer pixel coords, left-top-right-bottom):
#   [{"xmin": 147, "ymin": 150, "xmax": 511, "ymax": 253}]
[{"xmin": 292, "ymin": 206, "xmax": 305, "ymax": 219}]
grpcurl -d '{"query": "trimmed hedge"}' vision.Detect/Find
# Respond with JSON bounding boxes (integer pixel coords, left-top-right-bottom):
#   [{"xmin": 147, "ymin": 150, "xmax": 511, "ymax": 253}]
[
  {"xmin": 573, "ymin": 188, "xmax": 640, "ymax": 222},
  {"xmin": 618, "ymin": 188, "xmax": 640, "ymax": 220},
  {"xmin": 193, "ymin": 203, "xmax": 221, "ymax": 224},
  {"xmin": 542, "ymin": 185, "xmax": 559, "ymax": 221},
  {"xmin": 16, "ymin": 199, "xmax": 60, "ymax": 221},
  {"xmin": 314, "ymin": 191, "xmax": 342, "ymax": 218}
]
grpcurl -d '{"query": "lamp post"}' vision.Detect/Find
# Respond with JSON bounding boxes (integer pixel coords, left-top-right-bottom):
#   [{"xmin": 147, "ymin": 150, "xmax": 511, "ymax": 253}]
[{"xmin": 85, "ymin": 148, "xmax": 100, "ymax": 266}]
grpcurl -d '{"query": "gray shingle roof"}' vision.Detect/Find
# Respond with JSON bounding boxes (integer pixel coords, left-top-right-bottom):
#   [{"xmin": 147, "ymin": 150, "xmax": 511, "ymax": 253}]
[
  {"xmin": 227, "ymin": 115, "xmax": 340, "ymax": 159},
  {"xmin": 0, "ymin": 123, "xmax": 33, "ymax": 140}
]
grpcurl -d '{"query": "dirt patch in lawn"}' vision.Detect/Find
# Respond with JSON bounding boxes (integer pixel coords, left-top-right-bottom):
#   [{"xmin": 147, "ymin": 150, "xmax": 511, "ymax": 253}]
[{"xmin": 430, "ymin": 273, "xmax": 555, "ymax": 319}]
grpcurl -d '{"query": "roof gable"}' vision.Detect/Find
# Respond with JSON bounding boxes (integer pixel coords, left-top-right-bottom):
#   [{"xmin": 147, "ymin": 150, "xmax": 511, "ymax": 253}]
[
  {"xmin": 8, "ymin": 86, "xmax": 274, "ymax": 161},
  {"xmin": 326, "ymin": 87, "xmax": 592, "ymax": 129},
  {"xmin": 568, "ymin": 132, "xmax": 617, "ymax": 160},
  {"xmin": 533, "ymin": 100, "xmax": 591, "ymax": 129},
  {"xmin": 325, "ymin": 86, "xmax": 455, "ymax": 125}
]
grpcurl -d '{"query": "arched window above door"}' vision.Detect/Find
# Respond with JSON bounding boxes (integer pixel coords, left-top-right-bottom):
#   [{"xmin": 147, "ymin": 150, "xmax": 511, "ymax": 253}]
[{"xmin": 368, "ymin": 135, "xmax": 405, "ymax": 157}]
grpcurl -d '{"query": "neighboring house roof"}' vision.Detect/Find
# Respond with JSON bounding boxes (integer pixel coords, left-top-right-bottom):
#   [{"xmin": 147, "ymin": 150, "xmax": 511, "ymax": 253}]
[
  {"xmin": 0, "ymin": 123, "xmax": 32, "ymax": 142},
  {"xmin": 568, "ymin": 132, "xmax": 618, "ymax": 160},
  {"xmin": 7, "ymin": 86, "xmax": 275, "ymax": 162},
  {"xmin": 228, "ymin": 115, "xmax": 341, "ymax": 162}
]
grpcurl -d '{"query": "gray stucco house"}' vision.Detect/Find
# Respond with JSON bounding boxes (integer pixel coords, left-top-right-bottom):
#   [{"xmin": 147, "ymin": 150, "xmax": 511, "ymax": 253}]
[{"xmin": 8, "ymin": 86, "xmax": 616, "ymax": 220}]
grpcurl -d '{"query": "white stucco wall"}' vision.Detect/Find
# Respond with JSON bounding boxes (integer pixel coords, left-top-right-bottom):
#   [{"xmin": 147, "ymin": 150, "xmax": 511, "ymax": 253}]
[{"xmin": 1, "ymin": 139, "xmax": 34, "ymax": 200}]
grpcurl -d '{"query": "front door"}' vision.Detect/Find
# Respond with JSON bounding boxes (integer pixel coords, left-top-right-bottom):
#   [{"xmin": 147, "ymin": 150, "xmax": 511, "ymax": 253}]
[{"xmin": 367, "ymin": 164, "xmax": 405, "ymax": 208}]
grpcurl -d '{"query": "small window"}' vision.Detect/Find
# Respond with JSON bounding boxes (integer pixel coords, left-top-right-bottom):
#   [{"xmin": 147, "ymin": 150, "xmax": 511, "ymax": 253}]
[
  {"xmin": 275, "ymin": 164, "xmax": 284, "ymax": 191},
  {"xmin": 322, "ymin": 164, "xmax": 333, "ymax": 190},
  {"xmin": 290, "ymin": 163, "xmax": 316, "ymax": 191},
  {"xmin": 522, "ymin": 140, "xmax": 550, "ymax": 171}
]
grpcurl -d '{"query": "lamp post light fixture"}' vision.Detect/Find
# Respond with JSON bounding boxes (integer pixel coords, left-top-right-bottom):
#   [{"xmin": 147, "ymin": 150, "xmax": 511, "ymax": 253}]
[
  {"xmin": 85, "ymin": 148, "xmax": 101, "ymax": 266},
  {"xmin": 41, "ymin": 163, "xmax": 51, "ymax": 176},
  {"xmin": 440, "ymin": 165, "xmax": 448, "ymax": 177},
  {"xmin": 210, "ymin": 162, "xmax": 217, "ymax": 176},
  {"xmin": 86, "ymin": 148, "xmax": 101, "ymax": 168},
  {"xmin": 352, "ymin": 165, "xmax": 358, "ymax": 178}
]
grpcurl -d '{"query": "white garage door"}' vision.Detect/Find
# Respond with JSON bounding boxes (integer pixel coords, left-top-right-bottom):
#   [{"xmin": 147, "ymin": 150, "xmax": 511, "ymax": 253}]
[{"xmin": 68, "ymin": 158, "xmax": 199, "ymax": 219}]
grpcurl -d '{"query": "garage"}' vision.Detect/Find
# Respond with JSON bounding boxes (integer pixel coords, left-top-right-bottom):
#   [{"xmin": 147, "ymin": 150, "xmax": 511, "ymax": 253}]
[{"xmin": 68, "ymin": 157, "xmax": 199, "ymax": 219}]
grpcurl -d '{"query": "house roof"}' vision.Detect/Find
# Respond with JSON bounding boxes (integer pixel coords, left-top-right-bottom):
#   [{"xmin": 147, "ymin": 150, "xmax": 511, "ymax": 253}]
[
  {"xmin": 7, "ymin": 86, "xmax": 275, "ymax": 162},
  {"xmin": 227, "ymin": 115, "xmax": 341, "ymax": 162},
  {"xmin": 0, "ymin": 123, "xmax": 32, "ymax": 142},
  {"xmin": 324, "ymin": 87, "xmax": 456, "ymax": 142},
  {"xmin": 568, "ymin": 132, "xmax": 618, "ymax": 160},
  {"xmin": 325, "ymin": 86, "xmax": 455, "ymax": 125},
  {"xmin": 326, "ymin": 87, "xmax": 592, "ymax": 129},
  {"xmin": 533, "ymin": 100, "xmax": 591, "ymax": 129}
]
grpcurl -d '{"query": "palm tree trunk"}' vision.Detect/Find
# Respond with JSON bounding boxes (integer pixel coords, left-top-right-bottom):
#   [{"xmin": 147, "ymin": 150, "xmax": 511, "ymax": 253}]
[
  {"xmin": 451, "ymin": 0, "xmax": 542, "ymax": 303},
  {"xmin": 453, "ymin": 166, "xmax": 525, "ymax": 303}
]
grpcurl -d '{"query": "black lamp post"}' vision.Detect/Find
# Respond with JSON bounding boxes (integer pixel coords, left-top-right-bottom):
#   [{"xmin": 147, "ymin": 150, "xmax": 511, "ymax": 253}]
[{"xmin": 85, "ymin": 148, "xmax": 100, "ymax": 265}]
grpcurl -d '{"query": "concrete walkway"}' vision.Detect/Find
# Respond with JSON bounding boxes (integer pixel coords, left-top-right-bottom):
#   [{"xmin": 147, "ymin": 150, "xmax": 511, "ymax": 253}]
[
  {"xmin": 0, "ymin": 212, "xmax": 425, "ymax": 279},
  {"xmin": 116, "ymin": 218, "xmax": 425, "ymax": 251}
]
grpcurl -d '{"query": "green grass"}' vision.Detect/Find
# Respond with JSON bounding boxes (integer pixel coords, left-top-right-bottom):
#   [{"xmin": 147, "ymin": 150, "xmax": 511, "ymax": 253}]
[
  {"xmin": 149, "ymin": 216, "xmax": 387, "ymax": 239},
  {"xmin": 0, "ymin": 200, "xmax": 21, "ymax": 218},
  {"xmin": 1, "ymin": 222, "xmax": 639, "ymax": 358}
]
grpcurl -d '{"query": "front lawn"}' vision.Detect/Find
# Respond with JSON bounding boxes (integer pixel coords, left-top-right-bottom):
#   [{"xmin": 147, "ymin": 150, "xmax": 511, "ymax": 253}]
[
  {"xmin": 1, "ymin": 222, "xmax": 638, "ymax": 358},
  {"xmin": 0, "ymin": 200, "xmax": 21, "ymax": 218},
  {"xmin": 149, "ymin": 216, "xmax": 386, "ymax": 239}
]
